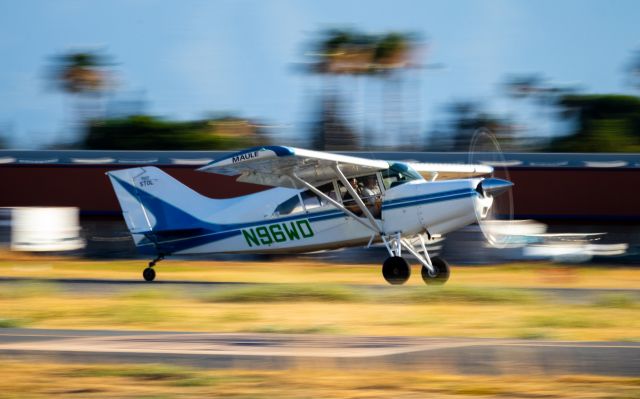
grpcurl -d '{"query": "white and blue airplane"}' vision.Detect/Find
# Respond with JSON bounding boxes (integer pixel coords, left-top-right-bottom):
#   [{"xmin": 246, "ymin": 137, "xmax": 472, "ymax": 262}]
[{"xmin": 107, "ymin": 146, "xmax": 512, "ymax": 285}]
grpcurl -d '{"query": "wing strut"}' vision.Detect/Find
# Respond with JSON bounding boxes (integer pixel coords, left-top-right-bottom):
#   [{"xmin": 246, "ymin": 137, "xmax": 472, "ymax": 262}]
[{"xmin": 291, "ymin": 171, "xmax": 381, "ymax": 235}]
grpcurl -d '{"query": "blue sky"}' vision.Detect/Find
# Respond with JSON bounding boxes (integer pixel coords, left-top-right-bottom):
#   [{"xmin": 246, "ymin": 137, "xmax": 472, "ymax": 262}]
[{"xmin": 0, "ymin": 0, "xmax": 638, "ymax": 148}]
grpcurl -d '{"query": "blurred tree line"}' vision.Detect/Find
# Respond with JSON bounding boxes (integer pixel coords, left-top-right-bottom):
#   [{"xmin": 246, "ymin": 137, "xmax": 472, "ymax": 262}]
[
  {"xmin": 86, "ymin": 115, "xmax": 264, "ymax": 150},
  {"xmin": 49, "ymin": 50, "xmax": 267, "ymax": 150},
  {"xmin": 43, "ymin": 37, "xmax": 640, "ymax": 153},
  {"xmin": 548, "ymin": 95, "xmax": 640, "ymax": 152}
]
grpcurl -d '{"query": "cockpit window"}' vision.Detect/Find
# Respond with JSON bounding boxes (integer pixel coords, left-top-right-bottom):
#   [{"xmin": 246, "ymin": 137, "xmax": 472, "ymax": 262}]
[{"xmin": 381, "ymin": 162, "xmax": 423, "ymax": 190}]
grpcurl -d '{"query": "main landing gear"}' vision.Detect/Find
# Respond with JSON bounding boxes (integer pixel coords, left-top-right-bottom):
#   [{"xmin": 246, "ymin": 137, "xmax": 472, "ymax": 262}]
[
  {"xmin": 143, "ymin": 254, "xmax": 164, "ymax": 282},
  {"xmin": 382, "ymin": 256, "xmax": 411, "ymax": 285},
  {"xmin": 381, "ymin": 233, "xmax": 450, "ymax": 286}
]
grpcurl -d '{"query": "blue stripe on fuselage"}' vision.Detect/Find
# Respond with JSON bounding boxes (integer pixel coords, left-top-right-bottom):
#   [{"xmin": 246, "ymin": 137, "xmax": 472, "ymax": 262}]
[{"xmin": 382, "ymin": 188, "xmax": 477, "ymax": 211}]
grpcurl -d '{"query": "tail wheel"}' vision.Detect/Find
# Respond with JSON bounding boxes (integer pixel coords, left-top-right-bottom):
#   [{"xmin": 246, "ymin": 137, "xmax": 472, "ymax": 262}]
[
  {"xmin": 382, "ymin": 256, "xmax": 411, "ymax": 285},
  {"xmin": 143, "ymin": 267, "xmax": 156, "ymax": 282},
  {"xmin": 421, "ymin": 257, "xmax": 450, "ymax": 285}
]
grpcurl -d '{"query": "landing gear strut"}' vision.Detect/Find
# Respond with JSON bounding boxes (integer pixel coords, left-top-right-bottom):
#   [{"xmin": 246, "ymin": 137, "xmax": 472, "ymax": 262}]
[{"xmin": 143, "ymin": 254, "xmax": 164, "ymax": 282}]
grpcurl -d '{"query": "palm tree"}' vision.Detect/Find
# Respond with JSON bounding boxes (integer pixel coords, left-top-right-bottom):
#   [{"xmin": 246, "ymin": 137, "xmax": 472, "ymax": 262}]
[
  {"xmin": 307, "ymin": 29, "xmax": 370, "ymax": 149},
  {"xmin": 306, "ymin": 29, "xmax": 418, "ymax": 150},
  {"xmin": 49, "ymin": 50, "xmax": 112, "ymax": 145}
]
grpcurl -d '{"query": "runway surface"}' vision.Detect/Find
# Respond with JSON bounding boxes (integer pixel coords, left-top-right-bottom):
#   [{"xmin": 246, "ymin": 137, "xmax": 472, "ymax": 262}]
[
  {"xmin": 1, "ymin": 276, "xmax": 638, "ymax": 303},
  {"xmin": 0, "ymin": 328, "xmax": 638, "ymax": 376}
]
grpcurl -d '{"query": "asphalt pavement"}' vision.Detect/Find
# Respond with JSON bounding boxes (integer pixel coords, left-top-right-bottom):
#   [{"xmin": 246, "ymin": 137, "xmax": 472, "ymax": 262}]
[{"xmin": 0, "ymin": 328, "xmax": 638, "ymax": 376}]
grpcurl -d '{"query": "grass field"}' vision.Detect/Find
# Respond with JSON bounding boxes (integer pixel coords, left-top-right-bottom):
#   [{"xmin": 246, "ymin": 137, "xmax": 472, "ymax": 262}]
[
  {"xmin": 1, "ymin": 253, "xmax": 639, "ymax": 288},
  {"xmin": 1, "ymin": 256, "xmax": 638, "ymax": 397},
  {"xmin": 0, "ymin": 257, "xmax": 638, "ymax": 340},
  {"xmin": 0, "ymin": 360, "xmax": 638, "ymax": 399}
]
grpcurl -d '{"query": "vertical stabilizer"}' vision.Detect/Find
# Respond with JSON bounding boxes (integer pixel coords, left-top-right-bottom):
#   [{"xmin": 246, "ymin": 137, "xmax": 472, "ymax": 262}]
[{"xmin": 106, "ymin": 167, "xmax": 214, "ymax": 234}]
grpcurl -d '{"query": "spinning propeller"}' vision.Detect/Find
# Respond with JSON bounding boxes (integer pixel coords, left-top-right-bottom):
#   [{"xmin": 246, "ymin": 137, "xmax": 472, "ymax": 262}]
[{"xmin": 467, "ymin": 128, "xmax": 515, "ymax": 248}]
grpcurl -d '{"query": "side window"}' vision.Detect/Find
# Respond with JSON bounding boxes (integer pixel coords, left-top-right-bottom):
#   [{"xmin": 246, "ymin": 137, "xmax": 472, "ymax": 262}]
[
  {"xmin": 301, "ymin": 190, "xmax": 321, "ymax": 209},
  {"xmin": 274, "ymin": 194, "xmax": 302, "ymax": 216},
  {"xmin": 336, "ymin": 174, "xmax": 382, "ymax": 218},
  {"xmin": 337, "ymin": 178, "xmax": 363, "ymax": 206},
  {"xmin": 275, "ymin": 183, "xmax": 337, "ymax": 216},
  {"xmin": 360, "ymin": 174, "xmax": 381, "ymax": 202},
  {"xmin": 304, "ymin": 182, "xmax": 336, "ymax": 210}
]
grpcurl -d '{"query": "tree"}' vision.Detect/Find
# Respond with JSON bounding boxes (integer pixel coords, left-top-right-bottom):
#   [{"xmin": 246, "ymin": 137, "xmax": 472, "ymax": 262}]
[
  {"xmin": 48, "ymin": 50, "xmax": 113, "ymax": 145},
  {"xmin": 437, "ymin": 101, "xmax": 512, "ymax": 151},
  {"xmin": 548, "ymin": 94, "xmax": 640, "ymax": 152},
  {"xmin": 502, "ymin": 73, "xmax": 580, "ymax": 148},
  {"xmin": 83, "ymin": 114, "xmax": 263, "ymax": 150},
  {"xmin": 52, "ymin": 52, "xmax": 110, "ymax": 94},
  {"xmin": 304, "ymin": 29, "xmax": 419, "ymax": 150}
]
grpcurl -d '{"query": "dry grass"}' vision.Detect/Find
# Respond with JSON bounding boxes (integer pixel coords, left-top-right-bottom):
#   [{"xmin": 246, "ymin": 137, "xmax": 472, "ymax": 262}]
[
  {"xmin": 0, "ymin": 256, "xmax": 639, "ymax": 289},
  {"xmin": 0, "ymin": 359, "xmax": 638, "ymax": 398},
  {"xmin": 0, "ymin": 256, "xmax": 638, "ymax": 340},
  {"xmin": 0, "ymin": 281, "xmax": 638, "ymax": 341}
]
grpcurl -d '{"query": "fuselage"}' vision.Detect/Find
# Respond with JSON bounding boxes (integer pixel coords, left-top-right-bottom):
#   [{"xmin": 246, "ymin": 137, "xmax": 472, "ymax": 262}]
[{"xmin": 132, "ymin": 174, "xmax": 487, "ymax": 256}]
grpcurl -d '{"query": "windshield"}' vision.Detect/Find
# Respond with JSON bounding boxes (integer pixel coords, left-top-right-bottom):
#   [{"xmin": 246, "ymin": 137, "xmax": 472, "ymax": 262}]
[{"xmin": 381, "ymin": 162, "xmax": 423, "ymax": 190}]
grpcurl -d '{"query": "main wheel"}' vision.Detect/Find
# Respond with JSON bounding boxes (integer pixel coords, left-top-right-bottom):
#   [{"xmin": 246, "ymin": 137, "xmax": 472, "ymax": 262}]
[
  {"xmin": 143, "ymin": 267, "xmax": 156, "ymax": 282},
  {"xmin": 421, "ymin": 257, "xmax": 450, "ymax": 285},
  {"xmin": 382, "ymin": 256, "xmax": 411, "ymax": 285}
]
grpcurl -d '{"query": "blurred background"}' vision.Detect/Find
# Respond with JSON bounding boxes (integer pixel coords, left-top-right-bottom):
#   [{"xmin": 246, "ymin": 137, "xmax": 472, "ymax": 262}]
[
  {"xmin": 1, "ymin": 0, "xmax": 639, "ymax": 152},
  {"xmin": 1, "ymin": 0, "xmax": 639, "ymax": 262}
]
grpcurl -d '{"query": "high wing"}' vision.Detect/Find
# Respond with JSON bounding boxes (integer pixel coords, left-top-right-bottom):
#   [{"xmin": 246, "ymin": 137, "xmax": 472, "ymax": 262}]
[
  {"xmin": 197, "ymin": 146, "xmax": 389, "ymax": 188},
  {"xmin": 409, "ymin": 162, "xmax": 493, "ymax": 181}
]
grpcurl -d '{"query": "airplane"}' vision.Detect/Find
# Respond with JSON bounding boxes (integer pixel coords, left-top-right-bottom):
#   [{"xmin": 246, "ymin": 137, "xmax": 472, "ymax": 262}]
[{"xmin": 106, "ymin": 145, "xmax": 513, "ymax": 285}]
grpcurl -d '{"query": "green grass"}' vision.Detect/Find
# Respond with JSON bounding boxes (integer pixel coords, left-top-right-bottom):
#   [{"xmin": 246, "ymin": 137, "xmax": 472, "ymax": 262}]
[
  {"xmin": 524, "ymin": 313, "xmax": 610, "ymax": 329},
  {"xmin": 592, "ymin": 293, "xmax": 639, "ymax": 308},
  {"xmin": 199, "ymin": 284, "xmax": 541, "ymax": 305},
  {"xmin": 0, "ymin": 279, "xmax": 637, "ymax": 340},
  {"xmin": 2, "ymin": 360, "xmax": 639, "ymax": 399},
  {"xmin": 0, "ymin": 318, "xmax": 23, "ymax": 328},
  {"xmin": 89, "ymin": 303, "xmax": 175, "ymax": 326},
  {"xmin": 0, "ymin": 282, "xmax": 60, "ymax": 299},
  {"xmin": 383, "ymin": 286, "xmax": 540, "ymax": 304},
  {"xmin": 200, "ymin": 284, "xmax": 363, "ymax": 303},
  {"xmin": 70, "ymin": 364, "xmax": 218, "ymax": 387}
]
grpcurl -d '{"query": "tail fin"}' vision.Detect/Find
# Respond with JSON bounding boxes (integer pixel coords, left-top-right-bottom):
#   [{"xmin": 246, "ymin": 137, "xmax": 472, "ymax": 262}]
[{"xmin": 106, "ymin": 167, "xmax": 214, "ymax": 234}]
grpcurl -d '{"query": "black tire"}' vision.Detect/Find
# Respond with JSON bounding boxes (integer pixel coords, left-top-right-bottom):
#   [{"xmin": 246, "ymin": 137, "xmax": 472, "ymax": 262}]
[
  {"xmin": 421, "ymin": 257, "xmax": 450, "ymax": 285},
  {"xmin": 382, "ymin": 256, "xmax": 411, "ymax": 285},
  {"xmin": 143, "ymin": 267, "xmax": 156, "ymax": 282}
]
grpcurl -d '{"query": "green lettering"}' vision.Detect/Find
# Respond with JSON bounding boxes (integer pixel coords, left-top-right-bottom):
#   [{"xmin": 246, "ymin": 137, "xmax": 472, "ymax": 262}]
[
  {"xmin": 256, "ymin": 226, "xmax": 273, "ymax": 245},
  {"xmin": 297, "ymin": 220, "xmax": 314, "ymax": 238},
  {"xmin": 283, "ymin": 222, "xmax": 300, "ymax": 240},
  {"xmin": 242, "ymin": 229, "xmax": 260, "ymax": 247},
  {"xmin": 270, "ymin": 224, "xmax": 286, "ymax": 242}
]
